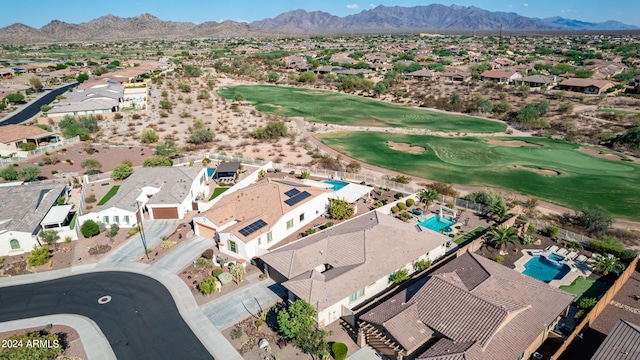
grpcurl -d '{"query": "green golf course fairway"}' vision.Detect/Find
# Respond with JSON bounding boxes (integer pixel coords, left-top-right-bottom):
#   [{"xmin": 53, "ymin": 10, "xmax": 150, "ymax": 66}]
[
  {"xmin": 218, "ymin": 85, "xmax": 506, "ymax": 133},
  {"xmin": 318, "ymin": 132, "xmax": 640, "ymax": 219}
]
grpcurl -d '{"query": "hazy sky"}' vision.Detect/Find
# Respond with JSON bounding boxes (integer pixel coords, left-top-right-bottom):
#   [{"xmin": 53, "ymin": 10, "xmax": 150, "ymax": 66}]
[{"xmin": 1, "ymin": 0, "xmax": 639, "ymax": 28}]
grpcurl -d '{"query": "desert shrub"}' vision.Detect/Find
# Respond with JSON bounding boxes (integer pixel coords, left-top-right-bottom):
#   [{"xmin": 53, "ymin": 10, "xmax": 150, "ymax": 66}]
[
  {"xmin": 212, "ymin": 269, "xmax": 224, "ymax": 277},
  {"xmin": 325, "ymin": 222, "xmax": 334, "ymax": 228},
  {"xmin": 80, "ymin": 220, "xmax": 100, "ymax": 238},
  {"xmin": 198, "ymin": 277, "xmax": 218, "ymax": 295},
  {"xmin": 568, "ymin": 241, "xmax": 584, "ymax": 250},
  {"xmin": 414, "ymin": 258, "xmax": 432, "ymax": 272},
  {"xmin": 406, "ymin": 198, "xmax": 415, "ymax": 207},
  {"xmin": 495, "ymin": 255, "xmax": 504, "ymax": 264},
  {"xmin": 231, "ymin": 328, "xmax": 244, "ymax": 339},
  {"xmin": 397, "ymin": 202, "xmax": 407, "ymax": 211},
  {"xmin": 85, "ymin": 194, "xmax": 97, "ymax": 203},
  {"xmin": 306, "ymin": 228, "xmax": 317, "ymax": 235},
  {"xmin": 547, "ymin": 226, "xmax": 559, "ymax": 239},
  {"xmin": 160, "ymin": 240, "xmax": 176, "ymax": 249},
  {"xmin": 428, "ymin": 181, "xmax": 459, "ymax": 197},
  {"xmin": 26, "ymin": 246, "xmax": 50, "ymax": 266},
  {"xmin": 390, "ymin": 206, "xmax": 400, "ymax": 214},
  {"xmin": 331, "ymin": 342, "xmax": 348, "ymax": 360}
]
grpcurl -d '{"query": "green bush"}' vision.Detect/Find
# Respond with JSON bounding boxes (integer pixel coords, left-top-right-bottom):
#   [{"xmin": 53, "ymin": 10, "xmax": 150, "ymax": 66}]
[
  {"xmin": 414, "ymin": 258, "xmax": 432, "ymax": 272},
  {"xmin": 391, "ymin": 268, "xmax": 409, "ymax": 283},
  {"xmin": 85, "ymin": 194, "xmax": 97, "ymax": 203},
  {"xmin": 546, "ymin": 226, "xmax": 559, "ymax": 239},
  {"xmin": 375, "ymin": 201, "xmax": 383, "ymax": 208},
  {"xmin": 231, "ymin": 328, "xmax": 244, "ymax": 339},
  {"xmin": 195, "ymin": 257, "xmax": 209, "ymax": 268},
  {"xmin": 406, "ymin": 198, "xmax": 415, "ymax": 207},
  {"xmin": 589, "ymin": 239, "xmax": 626, "ymax": 258},
  {"xmin": 578, "ymin": 297, "xmax": 598, "ymax": 309},
  {"xmin": 622, "ymin": 249, "xmax": 638, "ymax": 262},
  {"xmin": 397, "ymin": 202, "xmax": 407, "ymax": 211},
  {"xmin": 19, "ymin": 142, "xmax": 37, "ymax": 151},
  {"xmin": 325, "ymin": 222, "xmax": 334, "ymax": 228},
  {"xmin": 568, "ymin": 241, "xmax": 584, "ymax": 250},
  {"xmin": 306, "ymin": 228, "xmax": 317, "ymax": 235},
  {"xmin": 26, "ymin": 246, "xmax": 50, "ymax": 266},
  {"xmin": 198, "ymin": 277, "xmax": 218, "ymax": 295},
  {"xmin": 495, "ymin": 255, "xmax": 504, "ymax": 264},
  {"xmin": 527, "ymin": 224, "xmax": 537, "ymax": 235},
  {"xmin": 212, "ymin": 269, "xmax": 224, "ymax": 277},
  {"xmin": 390, "ymin": 206, "xmax": 400, "ymax": 214},
  {"xmin": 331, "ymin": 342, "xmax": 348, "ymax": 360},
  {"xmin": 80, "ymin": 220, "xmax": 100, "ymax": 238}
]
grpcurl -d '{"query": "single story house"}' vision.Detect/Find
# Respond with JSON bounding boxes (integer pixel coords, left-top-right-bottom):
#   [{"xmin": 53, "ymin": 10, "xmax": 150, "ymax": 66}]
[
  {"xmin": 519, "ymin": 74, "xmax": 558, "ymax": 88},
  {"xmin": 441, "ymin": 70, "xmax": 471, "ymax": 82},
  {"xmin": 261, "ymin": 210, "xmax": 450, "ymax": 327},
  {"xmin": 405, "ymin": 69, "xmax": 437, "ymax": 81},
  {"xmin": 47, "ymin": 83, "xmax": 123, "ymax": 117},
  {"xmin": 591, "ymin": 320, "xmax": 640, "ymax": 360},
  {"xmin": 0, "ymin": 124, "xmax": 61, "ymax": 156},
  {"xmin": 359, "ymin": 252, "xmax": 575, "ymax": 360},
  {"xmin": 0, "ymin": 181, "xmax": 69, "ymax": 256},
  {"xmin": 480, "ymin": 70, "xmax": 523, "ymax": 83},
  {"xmin": 78, "ymin": 167, "xmax": 209, "ymax": 228},
  {"xmin": 557, "ymin": 78, "xmax": 614, "ymax": 94},
  {"xmin": 193, "ymin": 178, "xmax": 333, "ymax": 261}
]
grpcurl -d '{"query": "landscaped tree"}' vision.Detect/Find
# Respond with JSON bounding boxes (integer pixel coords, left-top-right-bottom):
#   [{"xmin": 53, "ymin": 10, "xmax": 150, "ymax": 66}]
[
  {"xmin": 188, "ymin": 127, "xmax": 215, "ymax": 144},
  {"xmin": 198, "ymin": 277, "xmax": 218, "ymax": 295},
  {"xmin": 38, "ymin": 230, "xmax": 60, "ymax": 248},
  {"xmin": 143, "ymin": 156, "xmax": 173, "ymax": 167},
  {"xmin": 417, "ymin": 188, "xmax": 439, "ymax": 208},
  {"xmin": 155, "ymin": 140, "xmax": 182, "ymax": 157},
  {"xmin": 277, "ymin": 299, "xmax": 330, "ymax": 358},
  {"xmin": 346, "ymin": 161, "xmax": 361, "ymax": 173},
  {"xmin": 18, "ymin": 166, "xmax": 40, "ymax": 181},
  {"xmin": 579, "ymin": 205, "xmax": 614, "ymax": 235},
  {"xmin": 229, "ymin": 263, "xmax": 246, "ymax": 284},
  {"xmin": 251, "ymin": 121, "xmax": 288, "ymax": 140},
  {"xmin": 492, "ymin": 202, "xmax": 510, "ymax": 221},
  {"xmin": 329, "ymin": 199, "xmax": 354, "ymax": 220},
  {"xmin": 140, "ymin": 128, "xmax": 159, "ymax": 144},
  {"xmin": 80, "ymin": 220, "xmax": 100, "ymax": 238},
  {"xmin": 590, "ymin": 254, "xmax": 625, "ymax": 276},
  {"xmin": 159, "ymin": 99, "xmax": 173, "ymax": 110},
  {"xmin": 29, "ymin": 77, "xmax": 44, "ymax": 92},
  {"xmin": 6, "ymin": 92, "xmax": 25, "ymax": 103},
  {"xmin": 18, "ymin": 142, "xmax": 37, "ymax": 151},
  {"xmin": 76, "ymin": 73, "xmax": 89, "ymax": 83},
  {"xmin": 81, "ymin": 159, "xmax": 102, "ymax": 174},
  {"xmin": 0, "ymin": 166, "xmax": 18, "ymax": 181},
  {"xmin": 112, "ymin": 163, "xmax": 133, "ymax": 180},
  {"xmin": 485, "ymin": 226, "xmax": 518, "ymax": 251}
]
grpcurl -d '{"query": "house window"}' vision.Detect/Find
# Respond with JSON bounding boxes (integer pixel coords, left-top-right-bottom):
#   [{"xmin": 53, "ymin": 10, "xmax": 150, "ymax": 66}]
[
  {"xmin": 286, "ymin": 219, "xmax": 294, "ymax": 229},
  {"xmin": 9, "ymin": 239, "xmax": 19, "ymax": 250},
  {"xmin": 299, "ymin": 213, "xmax": 305, "ymax": 222},
  {"xmin": 124, "ymin": 216, "xmax": 130, "ymax": 224},
  {"xmin": 103, "ymin": 216, "xmax": 109, "ymax": 224},
  {"xmin": 267, "ymin": 232, "xmax": 272, "ymax": 243},
  {"xmin": 258, "ymin": 237, "xmax": 262, "ymax": 245},
  {"xmin": 349, "ymin": 288, "xmax": 365, "ymax": 303},
  {"xmin": 113, "ymin": 216, "xmax": 119, "ymax": 224},
  {"xmin": 228, "ymin": 240, "xmax": 237, "ymax": 253}
]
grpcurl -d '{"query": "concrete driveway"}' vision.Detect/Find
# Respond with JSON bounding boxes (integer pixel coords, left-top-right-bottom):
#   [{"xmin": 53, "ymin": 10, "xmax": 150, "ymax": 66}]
[{"xmin": 100, "ymin": 220, "xmax": 177, "ymax": 264}]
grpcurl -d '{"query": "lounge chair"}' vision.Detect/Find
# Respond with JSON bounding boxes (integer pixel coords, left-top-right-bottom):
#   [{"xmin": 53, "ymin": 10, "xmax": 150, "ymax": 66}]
[
  {"xmin": 575, "ymin": 255, "xmax": 588, "ymax": 263},
  {"xmin": 548, "ymin": 245, "xmax": 559, "ymax": 253},
  {"xmin": 556, "ymin": 248, "xmax": 569, "ymax": 256},
  {"xmin": 566, "ymin": 251, "xmax": 578, "ymax": 259}
]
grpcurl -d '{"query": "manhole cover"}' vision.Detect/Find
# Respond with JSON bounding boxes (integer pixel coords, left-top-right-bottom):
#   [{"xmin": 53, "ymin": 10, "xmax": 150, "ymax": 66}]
[{"xmin": 98, "ymin": 296, "xmax": 112, "ymax": 304}]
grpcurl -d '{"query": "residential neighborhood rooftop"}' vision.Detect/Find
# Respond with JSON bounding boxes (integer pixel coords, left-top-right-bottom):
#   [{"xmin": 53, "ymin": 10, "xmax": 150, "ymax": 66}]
[{"xmin": 0, "ymin": 181, "xmax": 66, "ymax": 233}]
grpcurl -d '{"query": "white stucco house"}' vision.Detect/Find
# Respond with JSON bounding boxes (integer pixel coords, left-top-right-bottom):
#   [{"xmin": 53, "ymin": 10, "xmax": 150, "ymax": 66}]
[
  {"xmin": 260, "ymin": 210, "xmax": 451, "ymax": 326},
  {"xmin": 193, "ymin": 178, "xmax": 334, "ymax": 261},
  {"xmin": 78, "ymin": 167, "xmax": 209, "ymax": 229},
  {"xmin": 0, "ymin": 181, "xmax": 71, "ymax": 256}
]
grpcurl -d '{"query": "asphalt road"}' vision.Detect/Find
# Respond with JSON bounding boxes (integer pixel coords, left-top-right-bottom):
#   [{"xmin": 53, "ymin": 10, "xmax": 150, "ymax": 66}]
[
  {"xmin": 0, "ymin": 271, "xmax": 213, "ymax": 360},
  {"xmin": 0, "ymin": 82, "xmax": 77, "ymax": 125}
]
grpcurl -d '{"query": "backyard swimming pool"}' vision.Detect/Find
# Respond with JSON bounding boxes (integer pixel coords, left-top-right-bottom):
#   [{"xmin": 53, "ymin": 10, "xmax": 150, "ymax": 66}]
[
  {"xmin": 419, "ymin": 215, "xmax": 456, "ymax": 233},
  {"xmin": 523, "ymin": 254, "xmax": 571, "ymax": 283},
  {"xmin": 324, "ymin": 180, "xmax": 349, "ymax": 191}
]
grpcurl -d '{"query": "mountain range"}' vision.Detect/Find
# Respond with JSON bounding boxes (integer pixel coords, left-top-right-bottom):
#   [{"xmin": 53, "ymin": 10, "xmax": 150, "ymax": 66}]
[{"xmin": 0, "ymin": 4, "xmax": 637, "ymax": 44}]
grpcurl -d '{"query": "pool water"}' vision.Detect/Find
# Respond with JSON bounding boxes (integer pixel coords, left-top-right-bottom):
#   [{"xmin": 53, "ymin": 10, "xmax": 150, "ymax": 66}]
[
  {"xmin": 207, "ymin": 168, "xmax": 216, "ymax": 177},
  {"xmin": 523, "ymin": 254, "xmax": 571, "ymax": 283},
  {"xmin": 419, "ymin": 215, "xmax": 456, "ymax": 233},
  {"xmin": 324, "ymin": 180, "xmax": 349, "ymax": 191}
]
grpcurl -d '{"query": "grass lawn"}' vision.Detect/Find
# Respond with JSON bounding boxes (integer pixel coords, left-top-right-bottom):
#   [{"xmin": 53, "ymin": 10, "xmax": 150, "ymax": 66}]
[
  {"xmin": 218, "ymin": 85, "xmax": 506, "ymax": 133},
  {"xmin": 97, "ymin": 185, "xmax": 120, "ymax": 206},
  {"xmin": 69, "ymin": 212, "xmax": 78, "ymax": 229},
  {"xmin": 318, "ymin": 132, "xmax": 640, "ymax": 219},
  {"xmin": 455, "ymin": 226, "xmax": 485, "ymax": 246},
  {"xmin": 209, "ymin": 187, "xmax": 230, "ymax": 201},
  {"xmin": 560, "ymin": 276, "xmax": 610, "ymax": 302}
]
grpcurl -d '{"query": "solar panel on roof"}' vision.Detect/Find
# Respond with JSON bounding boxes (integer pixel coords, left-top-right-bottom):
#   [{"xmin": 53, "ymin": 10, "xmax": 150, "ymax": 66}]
[
  {"xmin": 284, "ymin": 191, "xmax": 311, "ymax": 206},
  {"xmin": 284, "ymin": 188, "xmax": 301, "ymax": 198},
  {"xmin": 238, "ymin": 219, "xmax": 267, "ymax": 237}
]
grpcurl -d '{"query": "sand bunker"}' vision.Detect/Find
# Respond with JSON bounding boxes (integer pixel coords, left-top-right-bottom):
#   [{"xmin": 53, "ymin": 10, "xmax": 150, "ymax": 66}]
[
  {"xmin": 388, "ymin": 141, "xmax": 426, "ymax": 154},
  {"xmin": 577, "ymin": 147, "xmax": 623, "ymax": 161},
  {"xmin": 487, "ymin": 140, "xmax": 541, "ymax": 147},
  {"xmin": 515, "ymin": 164, "xmax": 559, "ymax": 176}
]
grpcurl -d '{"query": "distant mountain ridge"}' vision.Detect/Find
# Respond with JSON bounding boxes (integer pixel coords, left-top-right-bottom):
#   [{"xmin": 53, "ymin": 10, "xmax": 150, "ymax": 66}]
[{"xmin": 0, "ymin": 5, "xmax": 637, "ymax": 44}]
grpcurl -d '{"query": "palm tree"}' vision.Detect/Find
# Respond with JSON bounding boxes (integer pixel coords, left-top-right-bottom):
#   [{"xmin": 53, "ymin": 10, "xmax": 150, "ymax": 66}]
[
  {"xmin": 590, "ymin": 254, "xmax": 625, "ymax": 276},
  {"xmin": 485, "ymin": 226, "xmax": 518, "ymax": 251},
  {"xmin": 417, "ymin": 188, "xmax": 439, "ymax": 209},
  {"xmin": 492, "ymin": 202, "xmax": 510, "ymax": 221}
]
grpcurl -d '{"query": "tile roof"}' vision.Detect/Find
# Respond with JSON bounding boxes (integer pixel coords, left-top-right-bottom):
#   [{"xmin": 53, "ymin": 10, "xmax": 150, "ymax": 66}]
[
  {"xmin": 559, "ymin": 78, "xmax": 613, "ymax": 89},
  {"xmin": 360, "ymin": 252, "xmax": 575, "ymax": 360},
  {"xmin": 200, "ymin": 178, "xmax": 330, "ymax": 242},
  {"xmin": 591, "ymin": 320, "xmax": 640, "ymax": 360},
  {"xmin": 98, "ymin": 167, "xmax": 204, "ymax": 212},
  {"xmin": 262, "ymin": 211, "xmax": 449, "ymax": 311},
  {"xmin": 480, "ymin": 70, "xmax": 517, "ymax": 78},
  {"xmin": 0, "ymin": 181, "xmax": 66, "ymax": 233},
  {"xmin": 0, "ymin": 124, "xmax": 49, "ymax": 144}
]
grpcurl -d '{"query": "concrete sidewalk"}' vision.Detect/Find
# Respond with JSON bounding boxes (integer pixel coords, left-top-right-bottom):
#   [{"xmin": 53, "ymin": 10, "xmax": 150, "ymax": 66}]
[
  {"xmin": 201, "ymin": 273, "xmax": 287, "ymax": 329},
  {"xmin": 100, "ymin": 220, "xmax": 177, "ymax": 263},
  {"xmin": 149, "ymin": 235, "xmax": 214, "ymax": 274},
  {"xmin": 0, "ymin": 314, "xmax": 116, "ymax": 360}
]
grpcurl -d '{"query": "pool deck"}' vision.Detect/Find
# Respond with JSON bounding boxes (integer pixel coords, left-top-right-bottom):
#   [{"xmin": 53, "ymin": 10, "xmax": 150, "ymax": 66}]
[{"xmin": 514, "ymin": 248, "xmax": 593, "ymax": 287}]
